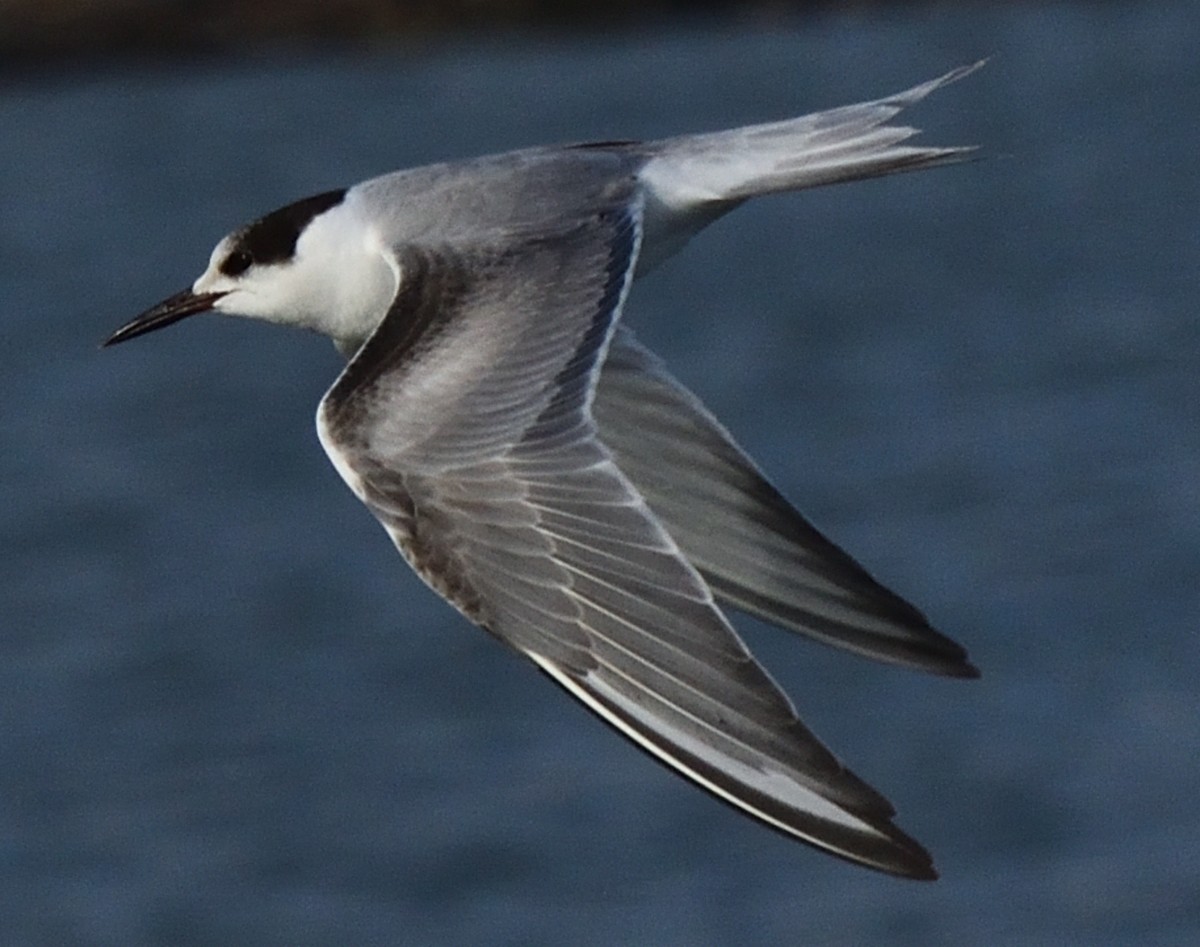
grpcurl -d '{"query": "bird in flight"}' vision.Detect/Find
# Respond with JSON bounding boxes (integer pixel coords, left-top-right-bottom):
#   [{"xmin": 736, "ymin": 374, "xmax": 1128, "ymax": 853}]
[{"xmin": 106, "ymin": 63, "xmax": 982, "ymax": 880}]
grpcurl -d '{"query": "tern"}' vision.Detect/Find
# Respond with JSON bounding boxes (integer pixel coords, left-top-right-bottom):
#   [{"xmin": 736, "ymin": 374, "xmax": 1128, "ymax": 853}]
[{"xmin": 106, "ymin": 63, "xmax": 982, "ymax": 879}]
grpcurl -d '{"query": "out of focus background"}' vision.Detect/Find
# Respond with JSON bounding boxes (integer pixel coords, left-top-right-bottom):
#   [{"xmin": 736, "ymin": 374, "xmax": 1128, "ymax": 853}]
[{"xmin": 3, "ymin": 2, "xmax": 1199, "ymax": 945}]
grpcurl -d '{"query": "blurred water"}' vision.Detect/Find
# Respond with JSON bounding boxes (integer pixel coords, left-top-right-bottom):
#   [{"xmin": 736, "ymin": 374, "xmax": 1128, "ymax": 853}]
[{"xmin": 2, "ymin": 3, "xmax": 1199, "ymax": 945}]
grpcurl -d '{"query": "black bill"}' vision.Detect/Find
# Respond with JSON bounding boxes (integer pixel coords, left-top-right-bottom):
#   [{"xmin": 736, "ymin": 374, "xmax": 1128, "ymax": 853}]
[{"xmin": 103, "ymin": 289, "xmax": 226, "ymax": 347}]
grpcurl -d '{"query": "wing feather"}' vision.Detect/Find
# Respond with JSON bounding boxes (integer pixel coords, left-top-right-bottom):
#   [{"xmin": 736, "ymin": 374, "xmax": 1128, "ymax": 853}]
[
  {"xmin": 594, "ymin": 327, "xmax": 978, "ymax": 678},
  {"xmin": 316, "ymin": 191, "xmax": 939, "ymax": 876}
]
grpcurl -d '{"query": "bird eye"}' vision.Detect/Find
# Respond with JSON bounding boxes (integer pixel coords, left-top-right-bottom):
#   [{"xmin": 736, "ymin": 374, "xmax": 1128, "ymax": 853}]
[{"xmin": 222, "ymin": 249, "xmax": 253, "ymax": 277}]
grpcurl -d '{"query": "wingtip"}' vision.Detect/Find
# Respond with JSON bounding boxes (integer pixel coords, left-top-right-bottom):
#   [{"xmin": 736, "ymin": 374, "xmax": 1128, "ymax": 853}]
[
  {"xmin": 927, "ymin": 628, "xmax": 982, "ymax": 679},
  {"xmin": 812, "ymin": 811, "xmax": 940, "ymax": 880},
  {"xmin": 929, "ymin": 652, "xmax": 983, "ymax": 681},
  {"xmin": 919, "ymin": 639, "xmax": 982, "ymax": 679},
  {"xmin": 891, "ymin": 612, "xmax": 982, "ymax": 680},
  {"xmin": 889, "ymin": 848, "xmax": 939, "ymax": 882},
  {"xmin": 958, "ymin": 659, "xmax": 983, "ymax": 680},
  {"xmin": 908, "ymin": 860, "xmax": 940, "ymax": 882},
  {"xmin": 865, "ymin": 815, "xmax": 941, "ymax": 881}
]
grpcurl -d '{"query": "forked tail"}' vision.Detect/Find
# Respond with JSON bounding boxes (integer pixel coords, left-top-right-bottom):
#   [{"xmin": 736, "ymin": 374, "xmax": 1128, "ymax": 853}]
[{"xmin": 639, "ymin": 61, "xmax": 983, "ymax": 210}]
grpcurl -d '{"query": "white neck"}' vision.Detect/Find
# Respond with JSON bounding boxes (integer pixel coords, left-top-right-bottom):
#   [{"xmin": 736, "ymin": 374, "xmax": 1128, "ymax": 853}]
[{"xmin": 198, "ymin": 194, "xmax": 399, "ymax": 354}]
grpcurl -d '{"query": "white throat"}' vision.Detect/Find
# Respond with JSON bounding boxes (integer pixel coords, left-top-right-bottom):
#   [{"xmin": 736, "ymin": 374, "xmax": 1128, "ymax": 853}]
[{"xmin": 196, "ymin": 195, "xmax": 399, "ymax": 356}]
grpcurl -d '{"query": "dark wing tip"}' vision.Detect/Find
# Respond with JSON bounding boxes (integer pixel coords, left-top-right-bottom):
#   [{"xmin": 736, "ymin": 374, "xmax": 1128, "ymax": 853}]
[
  {"xmin": 533, "ymin": 657, "xmax": 944, "ymax": 880},
  {"xmin": 897, "ymin": 618, "xmax": 981, "ymax": 679},
  {"xmin": 950, "ymin": 657, "xmax": 982, "ymax": 680}
]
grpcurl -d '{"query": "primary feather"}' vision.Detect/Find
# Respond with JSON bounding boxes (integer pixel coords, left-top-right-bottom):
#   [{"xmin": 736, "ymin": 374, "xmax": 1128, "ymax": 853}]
[{"xmin": 107, "ymin": 63, "xmax": 983, "ymax": 879}]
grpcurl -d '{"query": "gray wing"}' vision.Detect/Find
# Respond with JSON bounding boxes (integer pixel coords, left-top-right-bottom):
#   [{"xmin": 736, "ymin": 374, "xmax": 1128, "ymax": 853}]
[
  {"xmin": 317, "ymin": 196, "xmax": 936, "ymax": 878},
  {"xmin": 595, "ymin": 328, "xmax": 978, "ymax": 678}
]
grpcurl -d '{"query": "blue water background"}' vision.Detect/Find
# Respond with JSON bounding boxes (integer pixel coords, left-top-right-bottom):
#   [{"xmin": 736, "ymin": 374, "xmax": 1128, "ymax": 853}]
[{"xmin": 3, "ymin": 3, "xmax": 1199, "ymax": 944}]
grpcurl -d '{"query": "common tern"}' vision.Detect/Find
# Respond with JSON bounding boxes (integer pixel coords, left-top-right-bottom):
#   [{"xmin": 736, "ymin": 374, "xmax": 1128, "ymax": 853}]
[{"xmin": 106, "ymin": 63, "xmax": 983, "ymax": 879}]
